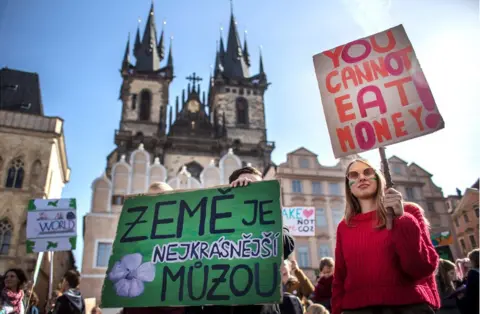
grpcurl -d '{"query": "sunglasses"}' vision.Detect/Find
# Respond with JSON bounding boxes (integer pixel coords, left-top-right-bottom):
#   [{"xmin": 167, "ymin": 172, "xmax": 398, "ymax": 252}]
[{"xmin": 347, "ymin": 167, "xmax": 375, "ymax": 180}]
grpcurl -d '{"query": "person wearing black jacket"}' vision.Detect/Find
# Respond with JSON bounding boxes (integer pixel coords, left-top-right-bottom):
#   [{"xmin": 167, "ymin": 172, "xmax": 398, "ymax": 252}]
[
  {"xmin": 53, "ymin": 270, "xmax": 85, "ymax": 314},
  {"xmin": 192, "ymin": 167, "xmax": 297, "ymax": 314}
]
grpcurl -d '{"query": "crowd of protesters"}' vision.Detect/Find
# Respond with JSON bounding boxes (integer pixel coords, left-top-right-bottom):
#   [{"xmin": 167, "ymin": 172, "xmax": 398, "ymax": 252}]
[{"xmin": 0, "ymin": 162, "xmax": 478, "ymax": 314}]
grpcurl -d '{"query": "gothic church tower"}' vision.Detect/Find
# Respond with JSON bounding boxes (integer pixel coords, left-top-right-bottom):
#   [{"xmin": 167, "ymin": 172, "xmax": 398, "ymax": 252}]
[{"xmin": 107, "ymin": 3, "xmax": 273, "ymax": 180}]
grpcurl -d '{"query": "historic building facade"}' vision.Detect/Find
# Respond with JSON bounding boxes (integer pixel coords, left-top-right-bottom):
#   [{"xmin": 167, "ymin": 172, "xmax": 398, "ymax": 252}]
[
  {"xmin": 80, "ymin": 4, "xmax": 274, "ymax": 305},
  {"xmin": 449, "ymin": 180, "xmax": 479, "ymax": 257},
  {"xmin": 0, "ymin": 67, "xmax": 75, "ymax": 308},
  {"xmin": 274, "ymin": 148, "xmax": 460, "ymax": 281}
]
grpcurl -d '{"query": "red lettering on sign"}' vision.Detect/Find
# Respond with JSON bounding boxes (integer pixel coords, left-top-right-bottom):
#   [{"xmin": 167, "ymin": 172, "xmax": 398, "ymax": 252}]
[
  {"xmin": 335, "ymin": 94, "xmax": 356, "ymax": 123},
  {"xmin": 357, "ymin": 85, "xmax": 387, "ymax": 118}
]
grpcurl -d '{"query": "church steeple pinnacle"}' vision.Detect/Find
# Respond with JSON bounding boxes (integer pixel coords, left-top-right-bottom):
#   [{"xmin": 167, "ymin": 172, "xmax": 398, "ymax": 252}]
[
  {"xmin": 167, "ymin": 36, "xmax": 173, "ymax": 69},
  {"xmin": 158, "ymin": 20, "xmax": 166, "ymax": 61},
  {"xmin": 243, "ymin": 30, "xmax": 250, "ymax": 67},
  {"xmin": 121, "ymin": 34, "xmax": 131, "ymax": 73},
  {"xmin": 223, "ymin": 8, "xmax": 249, "ymax": 79},
  {"xmin": 135, "ymin": 2, "xmax": 161, "ymax": 72}
]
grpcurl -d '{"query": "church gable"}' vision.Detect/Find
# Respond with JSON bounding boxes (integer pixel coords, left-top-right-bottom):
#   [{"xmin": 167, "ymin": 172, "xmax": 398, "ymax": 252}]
[{"xmin": 288, "ymin": 147, "xmax": 318, "ymax": 157}]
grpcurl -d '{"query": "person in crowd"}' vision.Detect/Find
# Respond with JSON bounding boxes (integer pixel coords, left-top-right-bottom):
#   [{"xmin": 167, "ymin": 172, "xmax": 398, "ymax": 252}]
[
  {"xmin": 52, "ymin": 270, "xmax": 85, "ymax": 314},
  {"xmin": 312, "ymin": 257, "xmax": 334, "ymax": 311},
  {"xmin": 90, "ymin": 307, "xmax": 101, "ymax": 314},
  {"xmin": 306, "ymin": 303, "xmax": 329, "ymax": 314},
  {"xmin": 436, "ymin": 259, "xmax": 461, "ymax": 314},
  {"xmin": 0, "ymin": 268, "xmax": 27, "ymax": 314},
  {"xmin": 280, "ymin": 260, "xmax": 304, "ymax": 314},
  {"xmin": 197, "ymin": 166, "xmax": 296, "ymax": 314},
  {"xmin": 331, "ymin": 159, "xmax": 440, "ymax": 314},
  {"xmin": 285, "ymin": 259, "xmax": 314, "ymax": 310},
  {"xmin": 25, "ymin": 291, "xmax": 39, "ymax": 314},
  {"xmin": 458, "ymin": 249, "xmax": 479, "ymax": 314},
  {"xmin": 46, "ymin": 290, "xmax": 62, "ymax": 314},
  {"xmin": 455, "ymin": 258, "xmax": 470, "ymax": 282}
]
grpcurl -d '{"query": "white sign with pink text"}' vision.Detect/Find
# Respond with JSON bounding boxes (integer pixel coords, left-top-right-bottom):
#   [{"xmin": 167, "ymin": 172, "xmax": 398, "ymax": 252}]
[{"xmin": 282, "ymin": 207, "xmax": 316, "ymax": 237}]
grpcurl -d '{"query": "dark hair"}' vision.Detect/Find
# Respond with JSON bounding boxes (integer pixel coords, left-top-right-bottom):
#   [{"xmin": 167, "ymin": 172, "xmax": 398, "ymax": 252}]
[
  {"xmin": 63, "ymin": 269, "xmax": 81, "ymax": 288},
  {"xmin": 3, "ymin": 268, "xmax": 28, "ymax": 290},
  {"xmin": 319, "ymin": 257, "xmax": 334, "ymax": 272},
  {"xmin": 468, "ymin": 249, "xmax": 479, "ymax": 269},
  {"xmin": 228, "ymin": 166, "xmax": 262, "ymax": 183}
]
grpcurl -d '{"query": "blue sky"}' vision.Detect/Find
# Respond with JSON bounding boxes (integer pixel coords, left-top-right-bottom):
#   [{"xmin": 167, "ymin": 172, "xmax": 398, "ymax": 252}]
[{"xmin": 1, "ymin": 0, "xmax": 478, "ymax": 270}]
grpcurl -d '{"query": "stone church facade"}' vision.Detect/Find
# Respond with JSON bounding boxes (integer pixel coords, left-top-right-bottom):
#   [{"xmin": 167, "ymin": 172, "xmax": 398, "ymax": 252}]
[
  {"xmin": 80, "ymin": 4, "xmax": 275, "ymax": 304},
  {"xmin": 0, "ymin": 67, "xmax": 75, "ymax": 309}
]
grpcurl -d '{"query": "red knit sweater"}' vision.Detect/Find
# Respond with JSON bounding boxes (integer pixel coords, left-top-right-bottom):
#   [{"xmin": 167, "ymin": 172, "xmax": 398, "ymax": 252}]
[{"xmin": 331, "ymin": 203, "xmax": 440, "ymax": 314}]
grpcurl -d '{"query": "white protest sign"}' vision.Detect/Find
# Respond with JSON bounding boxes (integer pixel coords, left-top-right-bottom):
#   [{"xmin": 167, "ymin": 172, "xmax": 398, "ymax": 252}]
[
  {"xmin": 26, "ymin": 198, "xmax": 77, "ymax": 253},
  {"xmin": 282, "ymin": 207, "xmax": 315, "ymax": 237},
  {"xmin": 313, "ymin": 25, "xmax": 444, "ymax": 158}
]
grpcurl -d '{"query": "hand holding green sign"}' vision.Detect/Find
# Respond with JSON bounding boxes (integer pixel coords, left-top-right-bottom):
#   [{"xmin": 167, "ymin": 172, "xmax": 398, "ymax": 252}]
[{"xmin": 101, "ymin": 180, "xmax": 283, "ymax": 308}]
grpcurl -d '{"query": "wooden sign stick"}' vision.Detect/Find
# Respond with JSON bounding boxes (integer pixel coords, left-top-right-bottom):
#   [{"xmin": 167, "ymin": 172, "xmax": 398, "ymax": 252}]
[{"xmin": 379, "ymin": 147, "xmax": 395, "ymax": 230}]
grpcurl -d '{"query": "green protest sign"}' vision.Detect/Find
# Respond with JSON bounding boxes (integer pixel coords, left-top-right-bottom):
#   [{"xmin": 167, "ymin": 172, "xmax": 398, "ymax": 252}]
[{"xmin": 101, "ymin": 180, "xmax": 283, "ymax": 308}]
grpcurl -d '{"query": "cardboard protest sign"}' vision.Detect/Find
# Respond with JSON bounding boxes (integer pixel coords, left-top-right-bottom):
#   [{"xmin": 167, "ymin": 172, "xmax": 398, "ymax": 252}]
[
  {"xmin": 313, "ymin": 25, "xmax": 444, "ymax": 158},
  {"xmin": 26, "ymin": 198, "xmax": 77, "ymax": 253},
  {"xmin": 101, "ymin": 180, "xmax": 283, "ymax": 308},
  {"xmin": 282, "ymin": 207, "xmax": 315, "ymax": 236}
]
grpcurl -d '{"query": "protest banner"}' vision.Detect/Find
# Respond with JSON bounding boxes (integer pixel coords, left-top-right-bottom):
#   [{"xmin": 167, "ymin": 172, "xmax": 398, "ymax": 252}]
[
  {"xmin": 101, "ymin": 180, "xmax": 283, "ymax": 308},
  {"xmin": 26, "ymin": 198, "xmax": 77, "ymax": 253},
  {"xmin": 282, "ymin": 207, "xmax": 315, "ymax": 237},
  {"xmin": 313, "ymin": 25, "xmax": 444, "ymax": 158}
]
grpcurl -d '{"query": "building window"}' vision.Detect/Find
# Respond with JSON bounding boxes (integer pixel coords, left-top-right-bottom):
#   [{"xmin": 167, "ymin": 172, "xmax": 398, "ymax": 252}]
[
  {"xmin": 426, "ymin": 202, "xmax": 435, "ymax": 213},
  {"xmin": 236, "ymin": 97, "xmax": 249, "ymax": 125},
  {"xmin": 139, "ymin": 89, "xmax": 151, "ymax": 121},
  {"xmin": 96, "ymin": 242, "xmax": 113, "ymax": 268},
  {"xmin": 299, "ymin": 158, "xmax": 309, "ymax": 169},
  {"xmin": 328, "ymin": 183, "xmax": 341, "ymax": 196},
  {"xmin": 131, "ymin": 94, "xmax": 137, "ymax": 110},
  {"xmin": 392, "ymin": 165, "xmax": 402, "ymax": 175},
  {"xmin": 332, "ymin": 210, "xmax": 343, "ymax": 227},
  {"xmin": 111, "ymin": 195, "xmax": 124, "ymax": 205},
  {"xmin": 474, "ymin": 205, "xmax": 479, "ymax": 218},
  {"xmin": 469, "ymin": 235, "xmax": 477, "ymax": 248},
  {"xmin": 318, "ymin": 244, "xmax": 331, "ymax": 258},
  {"xmin": 0, "ymin": 219, "xmax": 12, "ymax": 255},
  {"xmin": 5, "ymin": 158, "xmax": 25, "ymax": 189},
  {"xmin": 316, "ymin": 208, "xmax": 327, "ymax": 227},
  {"xmin": 312, "ymin": 182, "xmax": 322, "ymax": 195},
  {"xmin": 297, "ymin": 246, "xmax": 310, "ymax": 268},
  {"xmin": 292, "ymin": 180, "xmax": 303, "ymax": 193},
  {"xmin": 460, "ymin": 239, "xmax": 466, "ymax": 252},
  {"xmin": 454, "ymin": 218, "xmax": 459, "ymax": 228},
  {"xmin": 225, "ymin": 88, "xmax": 230, "ymax": 92},
  {"xmin": 405, "ymin": 187, "xmax": 415, "ymax": 200},
  {"xmin": 463, "ymin": 213, "xmax": 469, "ymax": 223}
]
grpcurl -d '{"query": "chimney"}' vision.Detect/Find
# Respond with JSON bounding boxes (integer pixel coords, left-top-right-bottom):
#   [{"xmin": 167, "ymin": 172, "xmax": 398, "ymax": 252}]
[{"xmin": 456, "ymin": 188, "xmax": 462, "ymax": 197}]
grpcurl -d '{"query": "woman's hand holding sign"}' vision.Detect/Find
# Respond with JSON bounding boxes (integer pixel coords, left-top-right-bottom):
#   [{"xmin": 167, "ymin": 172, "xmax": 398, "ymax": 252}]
[{"xmin": 384, "ymin": 188, "xmax": 404, "ymax": 217}]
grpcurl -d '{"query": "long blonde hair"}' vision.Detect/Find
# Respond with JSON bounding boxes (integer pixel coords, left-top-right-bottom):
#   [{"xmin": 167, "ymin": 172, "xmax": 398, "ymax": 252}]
[{"xmin": 344, "ymin": 159, "xmax": 388, "ymax": 228}]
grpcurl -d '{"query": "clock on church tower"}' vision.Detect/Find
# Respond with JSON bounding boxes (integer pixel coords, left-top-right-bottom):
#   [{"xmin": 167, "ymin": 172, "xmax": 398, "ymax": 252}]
[{"xmin": 187, "ymin": 99, "xmax": 200, "ymax": 113}]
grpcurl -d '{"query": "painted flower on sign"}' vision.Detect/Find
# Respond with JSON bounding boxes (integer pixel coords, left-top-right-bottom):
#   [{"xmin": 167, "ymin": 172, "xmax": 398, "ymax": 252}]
[{"xmin": 108, "ymin": 253, "xmax": 155, "ymax": 298}]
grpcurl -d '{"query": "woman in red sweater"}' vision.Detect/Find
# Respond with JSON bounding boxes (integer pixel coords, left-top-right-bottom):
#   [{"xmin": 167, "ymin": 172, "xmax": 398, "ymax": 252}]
[{"xmin": 332, "ymin": 159, "xmax": 440, "ymax": 314}]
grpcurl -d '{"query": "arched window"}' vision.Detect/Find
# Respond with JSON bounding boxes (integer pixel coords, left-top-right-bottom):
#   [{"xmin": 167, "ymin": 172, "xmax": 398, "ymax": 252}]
[
  {"xmin": 5, "ymin": 158, "xmax": 24, "ymax": 189},
  {"xmin": 139, "ymin": 90, "xmax": 152, "ymax": 121},
  {"xmin": 236, "ymin": 97, "xmax": 249, "ymax": 125},
  {"xmin": 0, "ymin": 219, "xmax": 13, "ymax": 255}
]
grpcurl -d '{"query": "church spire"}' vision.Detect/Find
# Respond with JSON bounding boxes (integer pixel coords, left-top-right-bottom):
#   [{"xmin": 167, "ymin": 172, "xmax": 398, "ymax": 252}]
[
  {"xmin": 167, "ymin": 36, "xmax": 173, "ymax": 68},
  {"xmin": 134, "ymin": 25, "xmax": 141, "ymax": 55},
  {"xmin": 135, "ymin": 2, "xmax": 161, "ymax": 72},
  {"xmin": 121, "ymin": 34, "xmax": 131, "ymax": 73},
  {"xmin": 259, "ymin": 47, "xmax": 265, "ymax": 74},
  {"xmin": 222, "ymin": 5, "xmax": 249, "ymax": 79},
  {"xmin": 243, "ymin": 31, "xmax": 250, "ymax": 67},
  {"xmin": 158, "ymin": 20, "xmax": 166, "ymax": 61}
]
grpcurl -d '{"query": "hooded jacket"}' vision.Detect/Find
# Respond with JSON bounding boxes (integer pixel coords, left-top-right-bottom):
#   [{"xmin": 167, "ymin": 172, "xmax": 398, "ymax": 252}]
[{"xmin": 52, "ymin": 289, "xmax": 85, "ymax": 314}]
